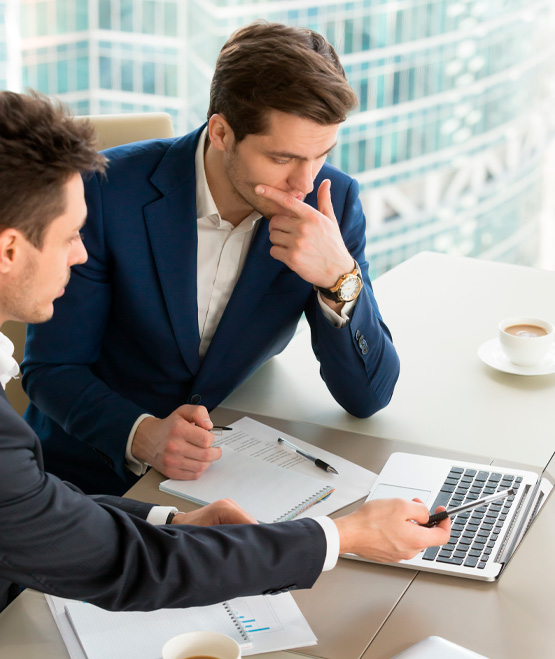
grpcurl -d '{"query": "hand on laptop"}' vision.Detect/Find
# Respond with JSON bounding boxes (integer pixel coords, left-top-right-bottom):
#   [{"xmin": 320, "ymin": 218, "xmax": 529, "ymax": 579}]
[
  {"xmin": 334, "ymin": 498, "xmax": 450, "ymax": 562},
  {"xmin": 132, "ymin": 405, "xmax": 223, "ymax": 479}
]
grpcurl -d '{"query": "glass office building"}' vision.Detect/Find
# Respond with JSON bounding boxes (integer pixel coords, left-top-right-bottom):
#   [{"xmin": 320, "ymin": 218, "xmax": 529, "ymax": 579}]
[
  {"xmin": 3, "ymin": 1, "xmax": 555, "ymax": 277},
  {"xmin": 18, "ymin": 0, "xmax": 184, "ymax": 123}
]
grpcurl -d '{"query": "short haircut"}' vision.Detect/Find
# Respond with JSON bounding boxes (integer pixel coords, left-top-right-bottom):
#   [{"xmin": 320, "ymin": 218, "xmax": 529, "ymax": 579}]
[
  {"xmin": 0, "ymin": 91, "xmax": 106, "ymax": 248},
  {"xmin": 208, "ymin": 21, "xmax": 358, "ymax": 142}
]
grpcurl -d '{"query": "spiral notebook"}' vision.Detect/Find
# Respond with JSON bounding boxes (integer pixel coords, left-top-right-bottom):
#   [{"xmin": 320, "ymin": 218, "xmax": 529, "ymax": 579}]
[
  {"xmin": 160, "ymin": 445, "xmax": 334, "ymax": 522},
  {"xmin": 62, "ymin": 598, "xmax": 251, "ymax": 659}
]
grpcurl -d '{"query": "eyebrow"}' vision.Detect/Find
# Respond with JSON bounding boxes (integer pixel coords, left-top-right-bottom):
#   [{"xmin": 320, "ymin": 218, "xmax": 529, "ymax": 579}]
[{"xmin": 266, "ymin": 142, "xmax": 337, "ymax": 161}]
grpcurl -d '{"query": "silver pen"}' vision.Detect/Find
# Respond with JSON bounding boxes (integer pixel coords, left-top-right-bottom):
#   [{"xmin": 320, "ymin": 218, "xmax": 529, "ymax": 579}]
[
  {"xmin": 277, "ymin": 437, "xmax": 339, "ymax": 474},
  {"xmin": 423, "ymin": 488, "xmax": 515, "ymax": 527}
]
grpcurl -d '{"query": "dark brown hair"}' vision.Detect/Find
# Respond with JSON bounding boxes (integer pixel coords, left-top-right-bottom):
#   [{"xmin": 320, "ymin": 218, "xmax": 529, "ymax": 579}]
[
  {"xmin": 208, "ymin": 21, "xmax": 358, "ymax": 142},
  {"xmin": 0, "ymin": 91, "xmax": 106, "ymax": 248}
]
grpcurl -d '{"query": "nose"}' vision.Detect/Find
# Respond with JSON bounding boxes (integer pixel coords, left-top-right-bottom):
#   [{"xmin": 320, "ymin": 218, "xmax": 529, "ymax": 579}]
[
  {"xmin": 69, "ymin": 236, "xmax": 88, "ymax": 267},
  {"xmin": 288, "ymin": 161, "xmax": 314, "ymax": 196}
]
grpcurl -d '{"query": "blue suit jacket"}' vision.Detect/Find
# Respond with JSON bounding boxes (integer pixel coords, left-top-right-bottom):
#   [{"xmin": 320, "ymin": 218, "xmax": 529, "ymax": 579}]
[
  {"xmin": 22, "ymin": 126, "xmax": 399, "ymax": 494},
  {"xmin": 0, "ymin": 387, "xmax": 324, "ymax": 613}
]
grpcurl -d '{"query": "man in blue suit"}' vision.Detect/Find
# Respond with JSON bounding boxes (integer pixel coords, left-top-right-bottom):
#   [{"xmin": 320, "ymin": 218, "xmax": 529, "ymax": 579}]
[{"xmin": 23, "ymin": 22, "xmax": 400, "ymax": 495}]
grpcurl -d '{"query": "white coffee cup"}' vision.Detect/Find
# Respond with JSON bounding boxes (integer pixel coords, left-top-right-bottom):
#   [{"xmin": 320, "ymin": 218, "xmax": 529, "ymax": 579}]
[
  {"xmin": 498, "ymin": 317, "xmax": 554, "ymax": 366},
  {"xmin": 162, "ymin": 630, "xmax": 241, "ymax": 659}
]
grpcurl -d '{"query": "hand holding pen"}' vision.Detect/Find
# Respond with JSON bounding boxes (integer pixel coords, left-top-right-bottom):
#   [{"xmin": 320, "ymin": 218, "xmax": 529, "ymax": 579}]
[
  {"xmin": 278, "ymin": 437, "xmax": 339, "ymax": 474},
  {"xmin": 132, "ymin": 406, "xmax": 228, "ymax": 480}
]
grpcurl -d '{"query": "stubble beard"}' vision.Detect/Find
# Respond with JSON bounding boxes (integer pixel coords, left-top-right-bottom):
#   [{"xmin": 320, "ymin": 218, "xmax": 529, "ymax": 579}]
[
  {"xmin": 0, "ymin": 261, "xmax": 69, "ymax": 325},
  {"xmin": 224, "ymin": 151, "xmax": 279, "ymax": 220}
]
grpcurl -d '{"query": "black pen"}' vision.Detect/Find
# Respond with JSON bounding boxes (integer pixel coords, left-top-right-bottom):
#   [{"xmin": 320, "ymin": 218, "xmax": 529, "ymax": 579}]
[
  {"xmin": 277, "ymin": 437, "xmax": 339, "ymax": 474},
  {"xmin": 212, "ymin": 426, "xmax": 232, "ymax": 431},
  {"xmin": 422, "ymin": 488, "xmax": 515, "ymax": 527}
]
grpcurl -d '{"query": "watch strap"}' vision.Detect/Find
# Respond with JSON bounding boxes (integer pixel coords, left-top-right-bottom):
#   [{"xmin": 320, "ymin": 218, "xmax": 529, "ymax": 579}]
[{"xmin": 165, "ymin": 509, "xmax": 184, "ymax": 524}]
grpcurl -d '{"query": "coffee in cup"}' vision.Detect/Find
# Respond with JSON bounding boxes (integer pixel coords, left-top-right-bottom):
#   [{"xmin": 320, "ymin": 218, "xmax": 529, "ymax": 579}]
[{"xmin": 498, "ymin": 317, "xmax": 554, "ymax": 366}]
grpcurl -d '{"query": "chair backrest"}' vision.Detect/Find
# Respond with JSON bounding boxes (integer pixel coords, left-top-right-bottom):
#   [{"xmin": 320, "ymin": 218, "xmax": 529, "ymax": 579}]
[
  {"xmin": 3, "ymin": 112, "xmax": 174, "ymax": 414},
  {"xmin": 75, "ymin": 112, "xmax": 174, "ymax": 150},
  {"xmin": 3, "ymin": 321, "xmax": 27, "ymax": 415}
]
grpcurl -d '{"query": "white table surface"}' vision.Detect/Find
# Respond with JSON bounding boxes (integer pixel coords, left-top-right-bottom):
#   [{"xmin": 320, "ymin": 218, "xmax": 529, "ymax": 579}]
[{"xmin": 222, "ymin": 251, "xmax": 555, "ymax": 467}]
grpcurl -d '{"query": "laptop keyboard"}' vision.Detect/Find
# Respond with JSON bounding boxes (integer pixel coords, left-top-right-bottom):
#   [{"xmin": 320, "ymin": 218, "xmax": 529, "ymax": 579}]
[{"xmin": 422, "ymin": 467, "xmax": 521, "ymax": 569}]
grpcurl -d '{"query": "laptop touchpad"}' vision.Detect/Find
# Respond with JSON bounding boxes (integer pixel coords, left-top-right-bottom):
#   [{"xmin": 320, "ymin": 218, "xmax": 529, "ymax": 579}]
[{"xmin": 369, "ymin": 483, "xmax": 431, "ymax": 505}]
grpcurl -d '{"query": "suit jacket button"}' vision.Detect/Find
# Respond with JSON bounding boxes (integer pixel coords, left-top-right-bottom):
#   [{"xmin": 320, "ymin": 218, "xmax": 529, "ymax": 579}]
[
  {"xmin": 358, "ymin": 335, "xmax": 366, "ymax": 348},
  {"xmin": 355, "ymin": 329, "xmax": 361, "ymax": 341},
  {"xmin": 189, "ymin": 393, "xmax": 202, "ymax": 404}
]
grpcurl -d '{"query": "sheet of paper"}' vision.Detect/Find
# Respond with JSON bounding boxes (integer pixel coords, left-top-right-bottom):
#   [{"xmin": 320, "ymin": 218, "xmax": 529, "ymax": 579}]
[
  {"xmin": 160, "ymin": 445, "xmax": 334, "ymax": 522},
  {"xmin": 213, "ymin": 416, "xmax": 377, "ymax": 517},
  {"xmin": 48, "ymin": 596, "xmax": 250, "ymax": 659},
  {"xmin": 46, "ymin": 595, "xmax": 86, "ymax": 659},
  {"xmin": 229, "ymin": 592, "xmax": 317, "ymax": 655},
  {"xmin": 47, "ymin": 591, "xmax": 316, "ymax": 657}
]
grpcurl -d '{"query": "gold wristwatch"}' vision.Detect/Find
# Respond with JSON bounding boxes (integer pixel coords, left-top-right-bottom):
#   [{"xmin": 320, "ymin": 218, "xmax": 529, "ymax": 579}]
[{"xmin": 317, "ymin": 261, "xmax": 363, "ymax": 303}]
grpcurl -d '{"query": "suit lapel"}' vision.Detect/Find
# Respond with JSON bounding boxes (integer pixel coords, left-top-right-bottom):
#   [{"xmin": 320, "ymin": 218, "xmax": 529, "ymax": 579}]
[{"xmin": 143, "ymin": 128, "xmax": 205, "ymax": 375}]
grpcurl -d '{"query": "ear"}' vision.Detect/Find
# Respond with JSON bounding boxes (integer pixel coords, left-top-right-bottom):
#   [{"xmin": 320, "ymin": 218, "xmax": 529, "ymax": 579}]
[
  {"xmin": 0, "ymin": 229, "xmax": 22, "ymax": 274},
  {"xmin": 207, "ymin": 113, "xmax": 235, "ymax": 152}
]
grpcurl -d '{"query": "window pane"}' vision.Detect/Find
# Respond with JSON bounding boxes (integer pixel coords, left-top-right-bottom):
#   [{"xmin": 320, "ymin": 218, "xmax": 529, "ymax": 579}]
[
  {"xmin": 121, "ymin": 59, "xmax": 134, "ymax": 92},
  {"xmin": 99, "ymin": 0, "xmax": 111, "ymax": 30},
  {"xmin": 142, "ymin": 61, "xmax": 155, "ymax": 94}
]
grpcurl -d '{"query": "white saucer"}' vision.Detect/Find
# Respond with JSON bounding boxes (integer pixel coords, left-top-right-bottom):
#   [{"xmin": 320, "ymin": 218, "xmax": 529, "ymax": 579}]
[{"xmin": 478, "ymin": 338, "xmax": 555, "ymax": 376}]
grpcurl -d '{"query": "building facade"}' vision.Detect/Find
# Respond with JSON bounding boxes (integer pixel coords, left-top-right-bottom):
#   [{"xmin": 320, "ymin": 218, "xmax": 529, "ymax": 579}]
[
  {"xmin": 3, "ymin": 0, "xmax": 555, "ymax": 277},
  {"xmin": 19, "ymin": 0, "xmax": 185, "ymax": 124}
]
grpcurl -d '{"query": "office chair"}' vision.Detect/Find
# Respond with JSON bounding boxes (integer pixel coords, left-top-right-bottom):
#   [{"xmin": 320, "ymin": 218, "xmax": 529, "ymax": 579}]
[
  {"xmin": 74, "ymin": 112, "xmax": 174, "ymax": 150},
  {"xmin": 3, "ymin": 112, "xmax": 175, "ymax": 415}
]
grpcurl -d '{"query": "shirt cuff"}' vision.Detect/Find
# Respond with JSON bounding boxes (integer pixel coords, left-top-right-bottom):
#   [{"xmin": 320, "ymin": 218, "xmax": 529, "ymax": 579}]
[
  {"xmin": 314, "ymin": 516, "xmax": 340, "ymax": 571},
  {"xmin": 316, "ymin": 291, "xmax": 357, "ymax": 328},
  {"xmin": 125, "ymin": 413, "xmax": 153, "ymax": 476},
  {"xmin": 146, "ymin": 506, "xmax": 177, "ymax": 526}
]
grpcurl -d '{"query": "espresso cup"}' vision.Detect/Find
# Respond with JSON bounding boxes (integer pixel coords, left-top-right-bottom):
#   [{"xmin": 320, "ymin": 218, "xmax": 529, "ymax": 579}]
[
  {"xmin": 498, "ymin": 317, "xmax": 554, "ymax": 366},
  {"xmin": 161, "ymin": 630, "xmax": 241, "ymax": 659}
]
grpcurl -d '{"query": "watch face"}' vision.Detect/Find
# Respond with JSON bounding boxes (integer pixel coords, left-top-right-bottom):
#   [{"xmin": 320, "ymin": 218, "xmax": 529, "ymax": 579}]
[{"xmin": 338, "ymin": 275, "xmax": 362, "ymax": 302}]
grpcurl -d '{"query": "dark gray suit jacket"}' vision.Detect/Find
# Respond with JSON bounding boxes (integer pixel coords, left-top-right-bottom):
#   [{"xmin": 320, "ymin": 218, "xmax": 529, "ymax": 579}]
[{"xmin": 0, "ymin": 388, "xmax": 325, "ymax": 612}]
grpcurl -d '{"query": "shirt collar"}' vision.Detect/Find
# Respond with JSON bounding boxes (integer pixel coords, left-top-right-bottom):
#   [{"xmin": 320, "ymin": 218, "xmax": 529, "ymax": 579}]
[{"xmin": 0, "ymin": 332, "xmax": 20, "ymax": 389}]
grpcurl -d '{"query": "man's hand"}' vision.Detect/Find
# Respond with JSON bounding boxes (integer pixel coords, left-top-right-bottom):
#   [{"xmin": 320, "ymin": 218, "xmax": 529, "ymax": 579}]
[
  {"xmin": 171, "ymin": 499, "xmax": 258, "ymax": 527},
  {"xmin": 255, "ymin": 180, "xmax": 354, "ymax": 294},
  {"xmin": 132, "ymin": 405, "xmax": 222, "ymax": 480},
  {"xmin": 334, "ymin": 498, "xmax": 451, "ymax": 562}
]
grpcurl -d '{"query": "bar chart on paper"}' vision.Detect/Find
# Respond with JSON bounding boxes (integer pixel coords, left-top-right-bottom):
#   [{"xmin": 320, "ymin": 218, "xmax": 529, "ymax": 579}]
[
  {"xmin": 235, "ymin": 596, "xmax": 279, "ymax": 633},
  {"xmin": 229, "ymin": 593, "xmax": 317, "ymax": 655}
]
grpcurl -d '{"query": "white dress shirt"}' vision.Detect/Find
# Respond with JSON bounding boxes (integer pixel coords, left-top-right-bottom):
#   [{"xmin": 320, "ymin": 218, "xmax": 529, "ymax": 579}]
[{"xmin": 0, "ymin": 332, "xmax": 20, "ymax": 389}]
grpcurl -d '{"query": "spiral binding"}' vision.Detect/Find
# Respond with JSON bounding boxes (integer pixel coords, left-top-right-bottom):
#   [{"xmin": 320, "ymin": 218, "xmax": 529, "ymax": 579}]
[
  {"xmin": 273, "ymin": 486, "xmax": 335, "ymax": 522},
  {"xmin": 222, "ymin": 601, "xmax": 251, "ymax": 643}
]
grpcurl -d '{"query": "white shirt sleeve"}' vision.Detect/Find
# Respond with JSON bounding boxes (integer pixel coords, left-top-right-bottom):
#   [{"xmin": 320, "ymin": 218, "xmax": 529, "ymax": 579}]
[
  {"xmin": 146, "ymin": 506, "xmax": 178, "ymax": 526},
  {"xmin": 313, "ymin": 516, "xmax": 340, "ymax": 571},
  {"xmin": 316, "ymin": 291, "xmax": 357, "ymax": 328},
  {"xmin": 125, "ymin": 413, "xmax": 153, "ymax": 476}
]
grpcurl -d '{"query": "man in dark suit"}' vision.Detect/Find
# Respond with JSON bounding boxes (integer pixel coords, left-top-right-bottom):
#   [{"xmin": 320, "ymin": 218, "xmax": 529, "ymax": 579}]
[
  {"xmin": 23, "ymin": 22, "xmax": 400, "ymax": 496},
  {"xmin": 0, "ymin": 90, "xmax": 449, "ymax": 614}
]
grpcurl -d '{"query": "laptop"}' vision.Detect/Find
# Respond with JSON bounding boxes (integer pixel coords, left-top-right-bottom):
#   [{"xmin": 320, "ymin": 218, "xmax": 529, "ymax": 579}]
[{"xmin": 344, "ymin": 451, "xmax": 554, "ymax": 581}]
